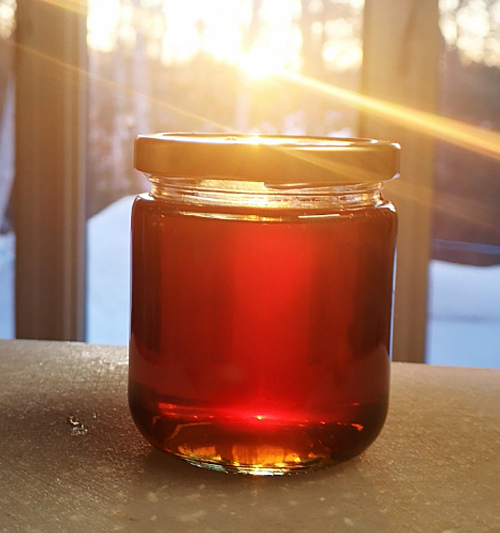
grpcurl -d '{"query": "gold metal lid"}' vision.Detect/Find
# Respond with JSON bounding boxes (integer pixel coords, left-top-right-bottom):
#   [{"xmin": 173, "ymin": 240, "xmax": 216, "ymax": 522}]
[{"xmin": 134, "ymin": 133, "xmax": 400, "ymax": 185}]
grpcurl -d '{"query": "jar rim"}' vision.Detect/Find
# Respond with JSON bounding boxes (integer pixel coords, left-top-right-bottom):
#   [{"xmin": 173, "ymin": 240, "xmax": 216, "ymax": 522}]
[{"xmin": 134, "ymin": 133, "xmax": 400, "ymax": 185}]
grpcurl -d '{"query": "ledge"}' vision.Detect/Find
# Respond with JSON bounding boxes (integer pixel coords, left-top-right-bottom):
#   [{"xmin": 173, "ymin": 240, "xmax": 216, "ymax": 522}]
[{"xmin": 0, "ymin": 340, "xmax": 498, "ymax": 532}]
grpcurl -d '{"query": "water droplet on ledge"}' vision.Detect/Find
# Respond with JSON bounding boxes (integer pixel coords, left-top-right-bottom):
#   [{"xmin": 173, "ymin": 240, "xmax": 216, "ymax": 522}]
[{"xmin": 67, "ymin": 416, "xmax": 88, "ymax": 436}]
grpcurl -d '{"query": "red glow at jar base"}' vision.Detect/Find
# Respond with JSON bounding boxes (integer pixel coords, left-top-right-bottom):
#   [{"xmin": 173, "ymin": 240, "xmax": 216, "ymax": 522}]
[{"xmin": 129, "ymin": 378, "xmax": 388, "ymax": 474}]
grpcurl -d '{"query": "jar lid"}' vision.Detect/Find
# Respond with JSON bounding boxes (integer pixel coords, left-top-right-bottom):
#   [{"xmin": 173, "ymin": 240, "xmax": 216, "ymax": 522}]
[{"xmin": 134, "ymin": 133, "xmax": 400, "ymax": 185}]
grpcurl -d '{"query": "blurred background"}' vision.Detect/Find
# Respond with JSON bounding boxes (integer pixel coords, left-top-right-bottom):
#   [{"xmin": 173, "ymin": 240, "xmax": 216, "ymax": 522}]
[{"xmin": 0, "ymin": 0, "xmax": 499, "ymax": 368}]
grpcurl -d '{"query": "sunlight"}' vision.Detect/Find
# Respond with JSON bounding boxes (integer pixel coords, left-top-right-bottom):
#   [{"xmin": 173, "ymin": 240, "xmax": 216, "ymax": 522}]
[
  {"xmin": 85, "ymin": 0, "xmax": 293, "ymax": 71},
  {"xmin": 199, "ymin": 0, "xmax": 243, "ymax": 63},
  {"xmin": 13, "ymin": 0, "xmax": 500, "ymax": 164},
  {"xmin": 83, "ymin": 0, "xmax": 500, "ymax": 70},
  {"xmin": 238, "ymin": 1, "xmax": 301, "ymax": 79},
  {"xmin": 14, "ymin": 41, "xmax": 235, "ymax": 133},
  {"xmin": 87, "ymin": 0, "xmax": 120, "ymax": 53},
  {"xmin": 39, "ymin": 0, "xmax": 85, "ymax": 14},
  {"xmin": 240, "ymin": 43, "xmax": 288, "ymax": 80},
  {"xmin": 0, "ymin": 0, "xmax": 16, "ymax": 40},
  {"xmin": 280, "ymin": 70, "xmax": 500, "ymax": 162},
  {"xmin": 161, "ymin": 0, "xmax": 244, "ymax": 66}
]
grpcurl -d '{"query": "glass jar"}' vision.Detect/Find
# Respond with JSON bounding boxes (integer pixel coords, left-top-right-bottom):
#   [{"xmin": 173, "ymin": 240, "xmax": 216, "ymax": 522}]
[{"xmin": 129, "ymin": 134, "xmax": 399, "ymax": 475}]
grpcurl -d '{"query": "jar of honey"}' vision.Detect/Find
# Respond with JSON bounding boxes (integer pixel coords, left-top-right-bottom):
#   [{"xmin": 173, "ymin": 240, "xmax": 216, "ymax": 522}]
[{"xmin": 129, "ymin": 134, "xmax": 399, "ymax": 475}]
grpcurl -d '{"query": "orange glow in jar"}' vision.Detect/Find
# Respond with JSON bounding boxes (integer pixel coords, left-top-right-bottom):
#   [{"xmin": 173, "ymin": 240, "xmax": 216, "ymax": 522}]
[{"xmin": 129, "ymin": 134, "xmax": 399, "ymax": 475}]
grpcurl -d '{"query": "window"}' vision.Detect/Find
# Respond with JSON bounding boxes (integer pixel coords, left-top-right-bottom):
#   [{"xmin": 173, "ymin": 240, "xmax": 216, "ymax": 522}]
[
  {"xmin": 426, "ymin": 0, "xmax": 500, "ymax": 368},
  {"xmin": 9, "ymin": 0, "xmax": 500, "ymax": 369}
]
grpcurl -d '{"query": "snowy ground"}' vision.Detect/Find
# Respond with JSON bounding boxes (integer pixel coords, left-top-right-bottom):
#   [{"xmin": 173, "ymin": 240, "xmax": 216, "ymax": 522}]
[
  {"xmin": 426, "ymin": 259, "xmax": 500, "ymax": 368},
  {"xmin": 1, "ymin": 195, "xmax": 499, "ymax": 369}
]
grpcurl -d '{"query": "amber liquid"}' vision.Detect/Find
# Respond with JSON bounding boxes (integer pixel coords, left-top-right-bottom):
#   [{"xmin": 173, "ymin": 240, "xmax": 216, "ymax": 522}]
[{"xmin": 129, "ymin": 193, "xmax": 397, "ymax": 474}]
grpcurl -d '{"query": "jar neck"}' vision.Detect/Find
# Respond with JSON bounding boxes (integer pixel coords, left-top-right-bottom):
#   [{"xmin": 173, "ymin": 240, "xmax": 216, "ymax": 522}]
[{"xmin": 148, "ymin": 176, "xmax": 385, "ymax": 211}]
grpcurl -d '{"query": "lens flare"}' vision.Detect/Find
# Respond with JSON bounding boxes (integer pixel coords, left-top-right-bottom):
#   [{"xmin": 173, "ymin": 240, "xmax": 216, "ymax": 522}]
[{"xmin": 279, "ymin": 70, "xmax": 500, "ymax": 163}]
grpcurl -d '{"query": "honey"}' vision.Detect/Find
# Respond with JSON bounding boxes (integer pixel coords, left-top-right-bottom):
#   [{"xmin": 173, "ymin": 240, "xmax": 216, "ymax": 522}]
[{"xmin": 129, "ymin": 134, "xmax": 399, "ymax": 474}]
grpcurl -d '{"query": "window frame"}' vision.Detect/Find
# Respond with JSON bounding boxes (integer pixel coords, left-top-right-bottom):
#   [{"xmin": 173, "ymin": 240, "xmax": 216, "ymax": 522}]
[{"xmin": 15, "ymin": 0, "xmax": 87, "ymax": 341}]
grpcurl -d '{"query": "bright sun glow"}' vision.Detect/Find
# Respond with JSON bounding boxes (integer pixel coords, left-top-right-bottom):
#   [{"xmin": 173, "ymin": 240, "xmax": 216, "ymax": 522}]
[
  {"xmin": 87, "ymin": 0, "xmax": 121, "ymax": 53},
  {"xmin": 84, "ymin": 0, "xmax": 500, "ymax": 71},
  {"xmin": 240, "ymin": 44, "xmax": 288, "ymax": 79},
  {"xmin": 86, "ymin": 0, "xmax": 363, "ymax": 75}
]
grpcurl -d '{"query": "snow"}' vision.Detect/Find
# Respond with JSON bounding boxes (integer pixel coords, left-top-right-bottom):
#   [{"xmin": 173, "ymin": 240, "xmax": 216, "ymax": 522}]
[
  {"xmin": 1, "ymin": 195, "xmax": 499, "ymax": 369},
  {"xmin": 86, "ymin": 195, "xmax": 134, "ymax": 345},
  {"xmin": 426, "ymin": 260, "xmax": 500, "ymax": 368},
  {"xmin": 0, "ymin": 231, "xmax": 14, "ymax": 340}
]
